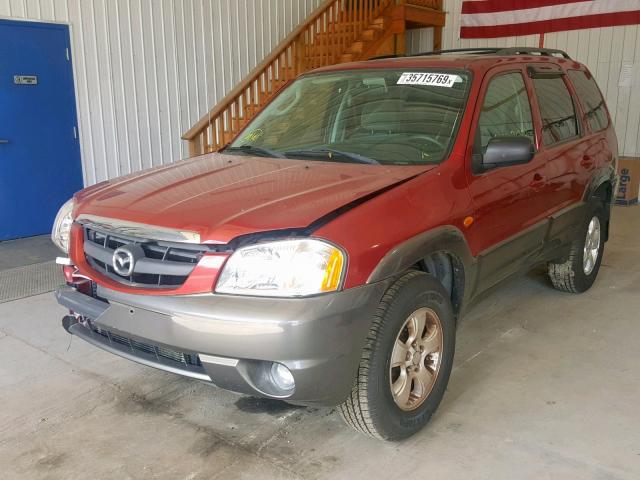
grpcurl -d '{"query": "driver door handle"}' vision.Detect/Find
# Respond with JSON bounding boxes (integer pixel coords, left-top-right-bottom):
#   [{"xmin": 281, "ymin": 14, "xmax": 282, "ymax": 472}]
[
  {"xmin": 530, "ymin": 173, "xmax": 546, "ymax": 189},
  {"xmin": 0, "ymin": 139, "xmax": 9, "ymax": 144}
]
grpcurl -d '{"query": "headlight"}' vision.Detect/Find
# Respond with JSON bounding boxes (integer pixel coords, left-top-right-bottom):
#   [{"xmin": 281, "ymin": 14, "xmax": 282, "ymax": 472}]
[
  {"xmin": 51, "ymin": 198, "xmax": 75, "ymax": 253},
  {"xmin": 216, "ymin": 239, "xmax": 345, "ymax": 297}
]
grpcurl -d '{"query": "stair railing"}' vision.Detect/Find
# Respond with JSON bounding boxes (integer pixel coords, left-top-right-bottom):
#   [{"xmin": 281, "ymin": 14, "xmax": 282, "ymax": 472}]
[
  {"xmin": 183, "ymin": 0, "xmax": 393, "ymax": 156},
  {"xmin": 403, "ymin": 0, "xmax": 442, "ymax": 8}
]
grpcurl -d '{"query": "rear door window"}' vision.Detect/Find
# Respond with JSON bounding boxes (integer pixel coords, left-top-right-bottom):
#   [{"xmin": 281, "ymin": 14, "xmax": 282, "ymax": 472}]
[
  {"xmin": 477, "ymin": 72, "xmax": 535, "ymax": 152},
  {"xmin": 532, "ymin": 76, "xmax": 579, "ymax": 146},
  {"xmin": 568, "ymin": 70, "xmax": 609, "ymax": 132}
]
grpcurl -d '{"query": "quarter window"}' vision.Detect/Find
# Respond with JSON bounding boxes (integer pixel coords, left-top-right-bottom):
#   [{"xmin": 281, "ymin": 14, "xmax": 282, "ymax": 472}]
[
  {"xmin": 477, "ymin": 72, "xmax": 535, "ymax": 152},
  {"xmin": 568, "ymin": 70, "xmax": 609, "ymax": 132},
  {"xmin": 532, "ymin": 76, "xmax": 579, "ymax": 145}
]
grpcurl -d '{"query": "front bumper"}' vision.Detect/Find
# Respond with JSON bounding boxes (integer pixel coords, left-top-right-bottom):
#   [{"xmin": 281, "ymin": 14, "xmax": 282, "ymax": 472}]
[{"xmin": 56, "ymin": 281, "xmax": 389, "ymax": 406}]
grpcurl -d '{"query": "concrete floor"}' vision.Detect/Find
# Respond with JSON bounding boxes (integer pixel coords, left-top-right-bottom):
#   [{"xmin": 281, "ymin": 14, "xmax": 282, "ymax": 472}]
[
  {"xmin": 0, "ymin": 208, "xmax": 638, "ymax": 480},
  {"xmin": 0, "ymin": 235, "xmax": 60, "ymax": 270}
]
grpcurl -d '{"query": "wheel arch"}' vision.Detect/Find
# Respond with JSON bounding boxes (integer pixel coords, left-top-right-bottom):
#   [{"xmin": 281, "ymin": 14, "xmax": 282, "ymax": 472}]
[
  {"xmin": 583, "ymin": 165, "xmax": 616, "ymax": 241},
  {"xmin": 583, "ymin": 165, "xmax": 616, "ymax": 204},
  {"xmin": 367, "ymin": 226, "xmax": 477, "ymax": 318}
]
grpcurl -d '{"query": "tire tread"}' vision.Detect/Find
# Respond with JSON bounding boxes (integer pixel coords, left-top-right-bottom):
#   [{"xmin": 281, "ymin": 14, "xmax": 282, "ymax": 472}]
[
  {"xmin": 338, "ymin": 270, "xmax": 424, "ymax": 440},
  {"xmin": 548, "ymin": 201, "xmax": 605, "ymax": 294},
  {"xmin": 548, "ymin": 248, "xmax": 580, "ymax": 293}
]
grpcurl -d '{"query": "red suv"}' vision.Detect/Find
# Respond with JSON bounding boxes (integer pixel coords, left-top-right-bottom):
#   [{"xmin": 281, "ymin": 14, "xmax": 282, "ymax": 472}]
[{"xmin": 53, "ymin": 48, "xmax": 618, "ymax": 440}]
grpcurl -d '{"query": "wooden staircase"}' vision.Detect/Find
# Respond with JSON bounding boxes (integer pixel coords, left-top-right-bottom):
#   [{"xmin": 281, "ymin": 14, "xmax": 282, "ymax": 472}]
[{"xmin": 183, "ymin": 0, "xmax": 445, "ymax": 156}]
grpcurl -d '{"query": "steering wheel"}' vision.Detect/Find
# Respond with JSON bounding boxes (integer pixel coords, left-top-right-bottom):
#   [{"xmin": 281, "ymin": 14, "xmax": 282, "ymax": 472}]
[{"xmin": 273, "ymin": 87, "xmax": 302, "ymax": 116}]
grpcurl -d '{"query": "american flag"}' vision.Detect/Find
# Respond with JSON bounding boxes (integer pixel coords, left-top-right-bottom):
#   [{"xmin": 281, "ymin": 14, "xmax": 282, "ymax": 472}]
[{"xmin": 461, "ymin": 0, "xmax": 640, "ymax": 39}]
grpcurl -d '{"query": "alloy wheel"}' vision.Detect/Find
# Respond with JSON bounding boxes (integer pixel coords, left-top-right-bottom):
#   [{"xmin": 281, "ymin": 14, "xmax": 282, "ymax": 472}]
[
  {"xmin": 389, "ymin": 307, "xmax": 444, "ymax": 411},
  {"xmin": 583, "ymin": 216, "xmax": 601, "ymax": 275}
]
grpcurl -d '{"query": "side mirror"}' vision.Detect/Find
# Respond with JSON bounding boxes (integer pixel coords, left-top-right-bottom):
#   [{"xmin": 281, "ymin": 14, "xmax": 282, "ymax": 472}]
[{"xmin": 482, "ymin": 136, "xmax": 534, "ymax": 170}]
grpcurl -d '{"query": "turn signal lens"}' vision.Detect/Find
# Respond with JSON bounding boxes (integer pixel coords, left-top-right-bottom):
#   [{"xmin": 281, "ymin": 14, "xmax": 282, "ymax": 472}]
[{"xmin": 321, "ymin": 248, "xmax": 344, "ymax": 292}]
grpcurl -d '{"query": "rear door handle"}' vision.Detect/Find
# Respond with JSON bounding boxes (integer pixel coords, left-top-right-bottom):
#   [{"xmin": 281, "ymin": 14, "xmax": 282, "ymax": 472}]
[
  {"xmin": 0, "ymin": 139, "xmax": 9, "ymax": 144},
  {"xmin": 580, "ymin": 155, "xmax": 594, "ymax": 168},
  {"xmin": 530, "ymin": 173, "xmax": 545, "ymax": 189}
]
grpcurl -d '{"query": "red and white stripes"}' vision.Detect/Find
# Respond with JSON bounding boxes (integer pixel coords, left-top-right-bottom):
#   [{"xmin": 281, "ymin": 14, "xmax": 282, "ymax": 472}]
[{"xmin": 460, "ymin": 0, "xmax": 640, "ymax": 38}]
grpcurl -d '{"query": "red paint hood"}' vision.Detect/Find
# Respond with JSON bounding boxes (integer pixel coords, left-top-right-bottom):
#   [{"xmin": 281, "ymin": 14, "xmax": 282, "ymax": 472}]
[{"xmin": 75, "ymin": 153, "xmax": 431, "ymax": 243}]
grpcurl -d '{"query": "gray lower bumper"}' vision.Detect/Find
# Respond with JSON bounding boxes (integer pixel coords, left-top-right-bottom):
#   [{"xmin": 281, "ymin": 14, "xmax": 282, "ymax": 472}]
[{"xmin": 56, "ymin": 281, "xmax": 389, "ymax": 406}]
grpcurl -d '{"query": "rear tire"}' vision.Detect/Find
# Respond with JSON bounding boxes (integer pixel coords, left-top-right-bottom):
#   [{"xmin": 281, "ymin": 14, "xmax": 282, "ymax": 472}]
[
  {"xmin": 548, "ymin": 201, "xmax": 606, "ymax": 293},
  {"xmin": 339, "ymin": 271, "xmax": 455, "ymax": 441}
]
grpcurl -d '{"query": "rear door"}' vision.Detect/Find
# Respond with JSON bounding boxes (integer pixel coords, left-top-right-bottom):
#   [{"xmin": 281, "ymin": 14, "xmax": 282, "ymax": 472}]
[
  {"xmin": 0, "ymin": 19, "xmax": 82, "ymax": 240},
  {"xmin": 527, "ymin": 64, "xmax": 589, "ymax": 214},
  {"xmin": 466, "ymin": 65, "xmax": 550, "ymax": 291},
  {"xmin": 566, "ymin": 68, "xmax": 616, "ymax": 189},
  {"xmin": 525, "ymin": 64, "xmax": 599, "ymax": 251}
]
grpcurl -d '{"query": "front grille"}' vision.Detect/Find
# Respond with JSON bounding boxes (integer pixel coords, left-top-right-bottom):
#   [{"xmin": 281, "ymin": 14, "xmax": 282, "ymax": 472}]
[
  {"xmin": 91, "ymin": 324, "xmax": 203, "ymax": 368},
  {"xmin": 83, "ymin": 225, "xmax": 211, "ymax": 288}
]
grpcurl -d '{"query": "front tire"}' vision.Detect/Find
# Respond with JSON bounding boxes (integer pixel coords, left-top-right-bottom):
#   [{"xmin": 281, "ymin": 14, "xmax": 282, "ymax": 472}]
[
  {"xmin": 548, "ymin": 201, "xmax": 606, "ymax": 293},
  {"xmin": 339, "ymin": 271, "xmax": 456, "ymax": 441}
]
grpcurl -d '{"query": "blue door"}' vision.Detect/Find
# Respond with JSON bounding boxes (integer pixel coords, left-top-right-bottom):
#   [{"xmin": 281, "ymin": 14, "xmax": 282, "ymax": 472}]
[{"xmin": 0, "ymin": 20, "xmax": 82, "ymax": 240}]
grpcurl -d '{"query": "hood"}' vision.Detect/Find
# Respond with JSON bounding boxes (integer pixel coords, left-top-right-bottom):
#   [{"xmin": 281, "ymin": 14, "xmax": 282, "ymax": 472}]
[{"xmin": 75, "ymin": 153, "xmax": 432, "ymax": 243}]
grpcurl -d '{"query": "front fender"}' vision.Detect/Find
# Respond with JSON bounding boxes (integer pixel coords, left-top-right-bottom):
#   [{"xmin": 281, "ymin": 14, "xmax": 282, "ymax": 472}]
[{"xmin": 366, "ymin": 226, "xmax": 477, "ymax": 316}]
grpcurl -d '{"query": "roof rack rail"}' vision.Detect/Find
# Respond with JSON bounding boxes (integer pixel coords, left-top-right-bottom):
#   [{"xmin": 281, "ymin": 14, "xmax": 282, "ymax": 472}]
[
  {"xmin": 496, "ymin": 47, "xmax": 571, "ymax": 59},
  {"xmin": 369, "ymin": 48, "xmax": 499, "ymax": 60},
  {"xmin": 369, "ymin": 54, "xmax": 405, "ymax": 60},
  {"xmin": 409, "ymin": 47, "xmax": 572, "ymax": 59},
  {"xmin": 410, "ymin": 48, "xmax": 501, "ymax": 57}
]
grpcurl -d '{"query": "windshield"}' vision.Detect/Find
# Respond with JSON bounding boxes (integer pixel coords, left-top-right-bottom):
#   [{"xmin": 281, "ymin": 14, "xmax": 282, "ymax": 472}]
[{"xmin": 227, "ymin": 69, "xmax": 471, "ymax": 166}]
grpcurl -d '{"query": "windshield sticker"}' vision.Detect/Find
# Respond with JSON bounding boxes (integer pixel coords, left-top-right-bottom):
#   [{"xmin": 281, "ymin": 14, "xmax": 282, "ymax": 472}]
[
  {"xmin": 397, "ymin": 72, "xmax": 458, "ymax": 87},
  {"xmin": 243, "ymin": 128, "xmax": 264, "ymax": 142}
]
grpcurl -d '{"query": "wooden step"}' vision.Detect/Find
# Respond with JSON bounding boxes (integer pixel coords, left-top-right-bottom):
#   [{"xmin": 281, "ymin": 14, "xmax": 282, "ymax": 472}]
[
  {"xmin": 258, "ymin": 69, "xmax": 297, "ymax": 87},
  {"xmin": 362, "ymin": 29, "xmax": 378, "ymax": 41},
  {"xmin": 322, "ymin": 17, "xmax": 387, "ymax": 33},
  {"xmin": 340, "ymin": 52, "xmax": 358, "ymax": 63},
  {"xmin": 370, "ymin": 17, "xmax": 387, "ymax": 29},
  {"xmin": 314, "ymin": 28, "xmax": 378, "ymax": 42},
  {"xmin": 305, "ymin": 56, "xmax": 341, "ymax": 69},
  {"xmin": 348, "ymin": 41, "xmax": 367, "ymax": 54},
  {"xmin": 304, "ymin": 54, "xmax": 343, "ymax": 62},
  {"xmin": 267, "ymin": 80, "xmax": 288, "ymax": 92},
  {"xmin": 185, "ymin": 0, "xmax": 405, "ymax": 157}
]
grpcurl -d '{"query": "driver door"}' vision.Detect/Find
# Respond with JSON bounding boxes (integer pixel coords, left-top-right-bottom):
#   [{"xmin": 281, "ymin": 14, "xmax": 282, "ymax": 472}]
[{"xmin": 466, "ymin": 66, "xmax": 550, "ymax": 291}]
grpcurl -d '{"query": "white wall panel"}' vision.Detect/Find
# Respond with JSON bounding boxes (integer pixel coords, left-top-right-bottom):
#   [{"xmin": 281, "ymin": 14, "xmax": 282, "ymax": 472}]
[
  {"xmin": 5, "ymin": 0, "xmax": 635, "ymax": 186},
  {"xmin": 440, "ymin": 0, "xmax": 640, "ymax": 157},
  {"xmin": 0, "ymin": 0, "xmax": 324, "ymax": 185},
  {"xmin": 406, "ymin": 27, "xmax": 434, "ymax": 55}
]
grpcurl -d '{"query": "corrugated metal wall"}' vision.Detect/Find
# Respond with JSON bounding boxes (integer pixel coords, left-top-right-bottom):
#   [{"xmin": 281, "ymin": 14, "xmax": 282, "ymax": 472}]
[
  {"xmin": 439, "ymin": 0, "xmax": 640, "ymax": 157},
  {"xmin": 0, "ymin": 0, "xmax": 323, "ymax": 185},
  {"xmin": 3, "ymin": 0, "xmax": 637, "ymax": 185},
  {"xmin": 406, "ymin": 27, "xmax": 434, "ymax": 55}
]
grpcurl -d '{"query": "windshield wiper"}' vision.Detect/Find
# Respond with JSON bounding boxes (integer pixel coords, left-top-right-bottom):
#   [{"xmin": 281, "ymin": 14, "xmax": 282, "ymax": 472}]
[
  {"xmin": 222, "ymin": 144, "xmax": 286, "ymax": 159},
  {"xmin": 284, "ymin": 148, "xmax": 380, "ymax": 165}
]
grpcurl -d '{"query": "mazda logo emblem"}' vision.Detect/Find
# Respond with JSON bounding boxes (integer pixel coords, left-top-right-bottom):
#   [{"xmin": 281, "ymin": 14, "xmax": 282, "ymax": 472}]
[{"xmin": 113, "ymin": 247, "xmax": 135, "ymax": 277}]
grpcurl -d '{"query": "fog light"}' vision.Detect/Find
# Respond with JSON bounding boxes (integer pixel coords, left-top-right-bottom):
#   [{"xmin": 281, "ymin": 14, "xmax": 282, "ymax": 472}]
[{"xmin": 269, "ymin": 362, "xmax": 294, "ymax": 392}]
